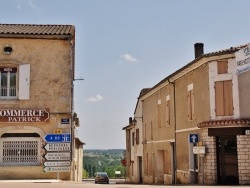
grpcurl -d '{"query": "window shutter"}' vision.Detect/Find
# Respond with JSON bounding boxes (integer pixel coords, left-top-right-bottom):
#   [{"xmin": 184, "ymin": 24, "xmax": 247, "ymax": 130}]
[
  {"xmin": 224, "ymin": 80, "xmax": 233, "ymax": 116},
  {"xmin": 191, "ymin": 89, "xmax": 195, "ymax": 120},
  {"xmin": 136, "ymin": 129, "xmax": 139, "ymax": 145},
  {"xmin": 215, "ymin": 81, "xmax": 224, "ymax": 116},
  {"xmin": 217, "ymin": 61, "xmax": 228, "ymax": 74},
  {"xmin": 187, "ymin": 91, "xmax": 191, "ymax": 120},
  {"xmin": 166, "ymin": 100, "xmax": 170, "ymax": 125},
  {"xmin": 19, "ymin": 64, "xmax": 30, "ymax": 100}
]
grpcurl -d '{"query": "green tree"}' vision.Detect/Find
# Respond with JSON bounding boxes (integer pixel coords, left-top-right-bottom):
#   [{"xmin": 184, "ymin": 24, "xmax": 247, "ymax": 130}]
[{"xmin": 82, "ymin": 168, "xmax": 89, "ymax": 178}]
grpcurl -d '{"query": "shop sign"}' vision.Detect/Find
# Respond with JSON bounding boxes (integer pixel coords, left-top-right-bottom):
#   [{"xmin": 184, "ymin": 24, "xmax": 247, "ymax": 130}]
[
  {"xmin": 193, "ymin": 146, "xmax": 206, "ymax": 154},
  {"xmin": 235, "ymin": 44, "xmax": 250, "ymax": 74},
  {"xmin": 245, "ymin": 130, "xmax": 250, "ymax": 135},
  {"xmin": 0, "ymin": 108, "xmax": 49, "ymax": 123}
]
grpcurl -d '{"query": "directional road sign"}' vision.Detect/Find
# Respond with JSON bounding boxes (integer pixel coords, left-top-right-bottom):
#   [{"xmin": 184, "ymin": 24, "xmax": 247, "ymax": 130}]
[
  {"xmin": 44, "ymin": 152, "xmax": 71, "ymax": 161},
  {"xmin": 44, "ymin": 133, "xmax": 71, "ymax": 143},
  {"xmin": 44, "ymin": 161, "xmax": 71, "ymax": 167},
  {"xmin": 44, "ymin": 143, "xmax": 71, "ymax": 152},
  {"xmin": 44, "ymin": 166, "xmax": 70, "ymax": 172},
  {"xmin": 189, "ymin": 134, "xmax": 199, "ymax": 143}
]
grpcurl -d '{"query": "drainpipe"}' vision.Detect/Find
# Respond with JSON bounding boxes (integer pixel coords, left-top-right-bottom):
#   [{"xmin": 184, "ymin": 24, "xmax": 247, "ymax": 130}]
[
  {"xmin": 169, "ymin": 80, "xmax": 177, "ymax": 185},
  {"xmin": 69, "ymin": 37, "xmax": 75, "ymax": 181}
]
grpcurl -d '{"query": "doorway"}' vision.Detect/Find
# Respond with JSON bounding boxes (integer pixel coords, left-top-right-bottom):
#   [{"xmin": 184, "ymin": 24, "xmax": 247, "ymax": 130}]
[
  {"xmin": 216, "ymin": 135, "xmax": 239, "ymax": 185},
  {"xmin": 138, "ymin": 156, "xmax": 142, "ymax": 183}
]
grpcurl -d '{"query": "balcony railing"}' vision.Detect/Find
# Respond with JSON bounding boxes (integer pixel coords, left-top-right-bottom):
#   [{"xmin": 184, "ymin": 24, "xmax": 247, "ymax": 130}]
[{"xmin": 0, "ymin": 86, "xmax": 16, "ymax": 97}]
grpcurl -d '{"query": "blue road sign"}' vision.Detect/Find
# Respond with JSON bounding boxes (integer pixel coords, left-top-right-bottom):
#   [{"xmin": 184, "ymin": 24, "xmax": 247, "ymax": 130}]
[
  {"xmin": 44, "ymin": 133, "xmax": 71, "ymax": 143},
  {"xmin": 189, "ymin": 134, "xmax": 198, "ymax": 143}
]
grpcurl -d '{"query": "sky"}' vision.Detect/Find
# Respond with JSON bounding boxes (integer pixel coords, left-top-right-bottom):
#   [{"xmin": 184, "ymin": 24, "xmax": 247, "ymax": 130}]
[{"xmin": 0, "ymin": 0, "xmax": 249, "ymax": 149}]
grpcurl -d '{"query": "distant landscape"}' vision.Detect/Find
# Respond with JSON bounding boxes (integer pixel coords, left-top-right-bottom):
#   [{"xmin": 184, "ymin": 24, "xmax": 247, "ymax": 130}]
[{"xmin": 83, "ymin": 149, "xmax": 126, "ymax": 178}]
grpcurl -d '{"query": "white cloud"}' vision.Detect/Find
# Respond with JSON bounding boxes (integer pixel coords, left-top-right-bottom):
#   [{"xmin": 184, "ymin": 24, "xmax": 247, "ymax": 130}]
[
  {"xmin": 120, "ymin": 53, "xmax": 138, "ymax": 63},
  {"xmin": 86, "ymin": 94, "xmax": 104, "ymax": 102}
]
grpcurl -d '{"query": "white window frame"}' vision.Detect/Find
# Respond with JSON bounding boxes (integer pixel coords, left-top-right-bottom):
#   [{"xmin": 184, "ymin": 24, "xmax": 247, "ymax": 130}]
[
  {"xmin": 0, "ymin": 64, "xmax": 30, "ymax": 100},
  {"xmin": 0, "ymin": 67, "xmax": 17, "ymax": 99}
]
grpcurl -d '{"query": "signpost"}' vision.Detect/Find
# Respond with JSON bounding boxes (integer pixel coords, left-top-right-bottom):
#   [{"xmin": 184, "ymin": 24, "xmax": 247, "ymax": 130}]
[
  {"xmin": 44, "ymin": 161, "xmax": 71, "ymax": 167},
  {"xmin": 43, "ymin": 133, "xmax": 71, "ymax": 175},
  {"xmin": 189, "ymin": 134, "xmax": 198, "ymax": 143},
  {"xmin": 44, "ymin": 166, "xmax": 70, "ymax": 172},
  {"xmin": 44, "ymin": 133, "xmax": 71, "ymax": 143},
  {"xmin": 44, "ymin": 143, "xmax": 70, "ymax": 152},
  {"xmin": 44, "ymin": 152, "xmax": 71, "ymax": 161}
]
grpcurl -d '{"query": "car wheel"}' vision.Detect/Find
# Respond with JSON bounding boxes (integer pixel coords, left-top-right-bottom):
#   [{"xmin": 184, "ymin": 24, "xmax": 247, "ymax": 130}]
[
  {"xmin": 107, "ymin": 181, "xmax": 109, "ymax": 184},
  {"xmin": 95, "ymin": 181, "xmax": 97, "ymax": 184}
]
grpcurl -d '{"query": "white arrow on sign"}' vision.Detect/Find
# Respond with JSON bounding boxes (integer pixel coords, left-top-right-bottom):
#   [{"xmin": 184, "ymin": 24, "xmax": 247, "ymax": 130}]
[
  {"xmin": 44, "ymin": 161, "xmax": 71, "ymax": 167},
  {"xmin": 44, "ymin": 152, "xmax": 71, "ymax": 161},
  {"xmin": 44, "ymin": 143, "xmax": 71, "ymax": 152},
  {"xmin": 44, "ymin": 166, "xmax": 70, "ymax": 172},
  {"xmin": 191, "ymin": 135, "xmax": 197, "ymax": 142}
]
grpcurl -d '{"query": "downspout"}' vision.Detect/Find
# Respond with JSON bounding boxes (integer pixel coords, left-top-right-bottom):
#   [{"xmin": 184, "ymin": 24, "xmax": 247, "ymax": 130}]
[
  {"xmin": 69, "ymin": 36, "xmax": 75, "ymax": 181},
  {"xmin": 169, "ymin": 80, "xmax": 177, "ymax": 185}
]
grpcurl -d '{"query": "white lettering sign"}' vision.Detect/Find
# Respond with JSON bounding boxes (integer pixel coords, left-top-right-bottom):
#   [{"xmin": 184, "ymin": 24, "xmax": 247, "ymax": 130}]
[
  {"xmin": 0, "ymin": 109, "xmax": 49, "ymax": 123},
  {"xmin": 235, "ymin": 44, "xmax": 250, "ymax": 74},
  {"xmin": 193, "ymin": 146, "xmax": 206, "ymax": 154}
]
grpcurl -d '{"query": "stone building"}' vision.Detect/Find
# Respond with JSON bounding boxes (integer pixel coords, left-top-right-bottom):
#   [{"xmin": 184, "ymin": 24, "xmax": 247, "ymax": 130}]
[
  {"xmin": 122, "ymin": 89, "xmax": 149, "ymax": 184},
  {"xmin": 124, "ymin": 43, "xmax": 250, "ymax": 185},
  {"xmin": 0, "ymin": 24, "xmax": 83, "ymax": 181}
]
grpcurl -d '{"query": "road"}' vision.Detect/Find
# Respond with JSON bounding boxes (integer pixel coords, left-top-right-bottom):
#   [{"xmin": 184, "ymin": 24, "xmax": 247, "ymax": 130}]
[{"xmin": 0, "ymin": 180, "xmax": 250, "ymax": 188}]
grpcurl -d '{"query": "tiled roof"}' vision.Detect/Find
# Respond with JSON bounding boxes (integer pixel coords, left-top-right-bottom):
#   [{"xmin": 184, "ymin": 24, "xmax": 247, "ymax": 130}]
[
  {"xmin": 0, "ymin": 24, "xmax": 75, "ymax": 36},
  {"xmin": 140, "ymin": 43, "xmax": 249, "ymax": 97},
  {"xmin": 198, "ymin": 118, "xmax": 250, "ymax": 128}
]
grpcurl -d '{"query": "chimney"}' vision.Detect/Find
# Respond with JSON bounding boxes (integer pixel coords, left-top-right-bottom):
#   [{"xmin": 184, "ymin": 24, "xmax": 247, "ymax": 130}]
[
  {"xmin": 194, "ymin": 43, "xmax": 204, "ymax": 59},
  {"xmin": 129, "ymin": 117, "xmax": 133, "ymax": 124}
]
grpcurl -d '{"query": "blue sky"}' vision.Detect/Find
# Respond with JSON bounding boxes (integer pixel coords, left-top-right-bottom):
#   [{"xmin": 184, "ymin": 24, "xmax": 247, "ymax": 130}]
[{"xmin": 0, "ymin": 0, "xmax": 249, "ymax": 149}]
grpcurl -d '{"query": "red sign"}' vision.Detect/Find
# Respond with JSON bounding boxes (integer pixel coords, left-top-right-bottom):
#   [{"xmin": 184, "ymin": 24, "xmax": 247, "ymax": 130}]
[
  {"xmin": 121, "ymin": 159, "xmax": 126, "ymax": 166},
  {"xmin": 0, "ymin": 108, "xmax": 49, "ymax": 123}
]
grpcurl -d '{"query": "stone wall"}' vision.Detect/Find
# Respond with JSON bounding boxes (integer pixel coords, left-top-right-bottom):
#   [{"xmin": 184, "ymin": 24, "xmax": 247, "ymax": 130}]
[
  {"xmin": 201, "ymin": 129, "xmax": 217, "ymax": 185},
  {"xmin": 237, "ymin": 135, "xmax": 250, "ymax": 185}
]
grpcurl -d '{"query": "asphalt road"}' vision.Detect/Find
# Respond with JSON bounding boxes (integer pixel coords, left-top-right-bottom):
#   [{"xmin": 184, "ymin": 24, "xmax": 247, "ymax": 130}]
[{"xmin": 0, "ymin": 180, "xmax": 250, "ymax": 188}]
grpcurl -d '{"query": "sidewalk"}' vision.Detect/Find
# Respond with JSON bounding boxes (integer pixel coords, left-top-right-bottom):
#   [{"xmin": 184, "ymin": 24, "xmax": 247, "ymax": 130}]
[{"xmin": 0, "ymin": 179, "xmax": 60, "ymax": 183}]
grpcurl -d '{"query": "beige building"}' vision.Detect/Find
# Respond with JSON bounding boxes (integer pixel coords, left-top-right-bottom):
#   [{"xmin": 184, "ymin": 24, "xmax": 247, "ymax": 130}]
[
  {"xmin": 124, "ymin": 43, "xmax": 250, "ymax": 185},
  {"xmin": 123, "ymin": 89, "xmax": 148, "ymax": 184},
  {"xmin": 0, "ymin": 24, "xmax": 83, "ymax": 181}
]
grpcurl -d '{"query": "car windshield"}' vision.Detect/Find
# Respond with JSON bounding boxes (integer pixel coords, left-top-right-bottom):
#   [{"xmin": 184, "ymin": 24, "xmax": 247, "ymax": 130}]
[{"xmin": 97, "ymin": 172, "xmax": 108, "ymax": 177}]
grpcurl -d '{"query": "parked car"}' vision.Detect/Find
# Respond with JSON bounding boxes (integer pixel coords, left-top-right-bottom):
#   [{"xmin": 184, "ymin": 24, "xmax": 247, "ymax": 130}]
[{"xmin": 95, "ymin": 172, "xmax": 109, "ymax": 184}]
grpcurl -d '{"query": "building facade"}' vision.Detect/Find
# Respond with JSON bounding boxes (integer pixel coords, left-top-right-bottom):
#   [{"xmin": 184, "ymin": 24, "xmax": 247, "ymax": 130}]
[
  {"xmin": 124, "ymin": 43, "xmax": 250, "ymax": 185},
  {"xmin": 123, "ymin": 89, "xmax": 147, "ymax": 183},
  {"xmin": 0, "ymin": 24, "xmax": 83, "ymax": 181}
]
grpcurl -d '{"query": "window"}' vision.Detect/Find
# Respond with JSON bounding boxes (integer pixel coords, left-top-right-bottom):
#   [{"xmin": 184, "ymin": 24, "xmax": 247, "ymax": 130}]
[
  {"xmin": 143, "ymin": 123, "xmax": 146, "ymax": 141},
  {"xmin": 215, "ymin": 80, "xmax": 233, "ymax": 116},
  {"xmin": 146, "ymin": 153, "xmax": 149, "ymax": 174},
  {"xmin": 188, "ymin": 84, "xmax": 195, "ymax": 121},
  {"xmin": 132, "ymin": 132, "xmax": 135, "ymax": 146},
  {"xmin": 166, "ymin": 95, "xmax": 170, "ymax": 125},
  {"xmin": 0, "ymin": 64, "xmax": 30, "ymax": 100},
  {"xmin": 0, "ymin": 67, "xmax": 17, "ymax": 98},
  {"xmin": 136, "ymin": 128, "xmax": 139, "ymax": 145},
  {"xmin": 217, "ymin": 61, "xmax": 228, "ymax": 74},
  {"xmin": 150, "ymin": 121, "xmax": 153, "ymax": 140},
  {"xmin": 157, "ymin": 100, "xmax": 161, "ymax": 128},
  {"xmin": 0, "ymin": 136, "xmax": 40, "ymax": 166}
]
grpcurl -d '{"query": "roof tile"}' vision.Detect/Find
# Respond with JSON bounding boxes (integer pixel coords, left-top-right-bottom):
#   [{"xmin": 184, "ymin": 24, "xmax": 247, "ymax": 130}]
[{"xmin": 0, "ymin": 24, "xmax": 75, "ymax": 36}]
